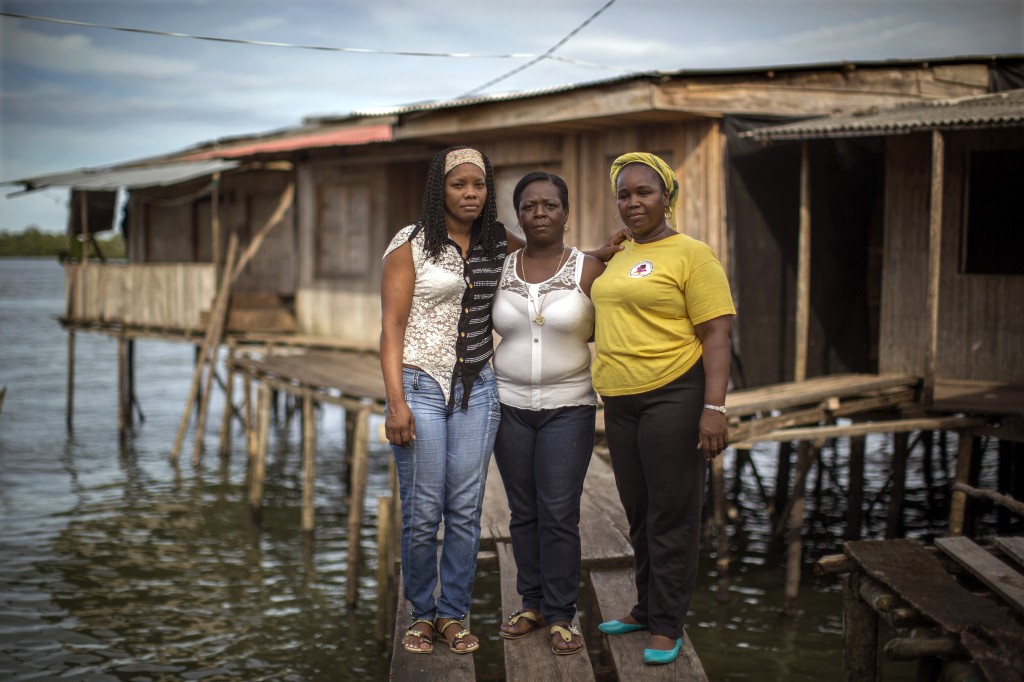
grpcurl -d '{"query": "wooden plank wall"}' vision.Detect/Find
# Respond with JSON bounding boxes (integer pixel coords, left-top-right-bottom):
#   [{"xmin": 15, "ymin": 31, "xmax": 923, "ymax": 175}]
[
  {"xmin": 879, "ymin": 128, "xmax": 1024, "ymax": 383},
  {"xmin": 65, "ymin": 262, "xmax": 215, "ymax": 330}
]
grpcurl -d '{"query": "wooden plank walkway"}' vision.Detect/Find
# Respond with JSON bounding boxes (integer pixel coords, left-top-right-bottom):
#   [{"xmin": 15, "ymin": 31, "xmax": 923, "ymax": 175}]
[
  {"xmin": 391, "ymin": 453, "xmax": 707, "ymax": 681},
  {"xmin": 839, "ymin": 538, "xmax": 1024, "ymax": 682}
]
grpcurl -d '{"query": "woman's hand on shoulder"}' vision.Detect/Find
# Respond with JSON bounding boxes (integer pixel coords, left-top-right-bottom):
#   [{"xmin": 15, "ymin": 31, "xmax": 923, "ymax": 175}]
[{"xmin": 584, "ymin": 228, "xmax": 631, "ymax": 263}]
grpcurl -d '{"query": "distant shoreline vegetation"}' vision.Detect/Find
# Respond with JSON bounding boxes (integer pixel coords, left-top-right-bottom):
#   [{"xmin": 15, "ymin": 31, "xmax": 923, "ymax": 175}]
[{"xmin": 0, "ymin": 227, "xmax": 125, "ymax": 259}]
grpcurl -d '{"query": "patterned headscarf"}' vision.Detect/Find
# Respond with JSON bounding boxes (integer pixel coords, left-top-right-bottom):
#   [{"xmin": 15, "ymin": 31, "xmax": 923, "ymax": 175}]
[
  {"xmin": 444, "ymin": 147, "xmax": 486, "ymax": 175},
  {"xmin": 609, "ymin": 152, "xmax": 679, "ymax": 209}
]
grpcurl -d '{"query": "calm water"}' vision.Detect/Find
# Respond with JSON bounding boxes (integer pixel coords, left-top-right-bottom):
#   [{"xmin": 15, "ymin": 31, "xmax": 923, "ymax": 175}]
[{"xmin": 0, "ymin": 258, "xmax": 999, "ymax": 681}]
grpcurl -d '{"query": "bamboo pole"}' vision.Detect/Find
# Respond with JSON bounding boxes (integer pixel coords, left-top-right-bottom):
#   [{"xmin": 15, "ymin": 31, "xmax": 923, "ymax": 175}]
[
  {"xmin": 794, "ymin": 141, "xmax": 811, "ymax": 383},
  {"xmin": 170, "ymin": 233, "xmax": 239, "ymax": 464},
  {"xmin": 244, "ymin": 375, "xmax": 255, "ymax": 462},
  {"xmin": 923, "ymin": 130, "xmax": 945, "ymax": 405},
  {"xmin": 952, "ymin": 482, "xmax": 1024, "ymax": 518},
  {"xmin": 211, "ymin": 172, "xmax": 222, "ymax": 286},
  {"xmin": 346, "ymin": 406, "xmax": 372, "ymax": 607},
  {"xmin": 948, "ymin": 430, "xmax": 975, "ymax": 536},
  {"xmin": 783, "ymin": 441, "xmax": 815, "ymax": 615},
  {"xmin": 79, "ymin": 192, "xmax": 89, "ymax": 266},
  {"xmin": 249, "ymin": 383, "xmax": 271, "ymax": 525},
  {"xmin": 127, "ymin": 338, "xmax": 139, "ymax": 423},
  {"xmin": 301, "ymin": 393, "xmax": 317, "ymax": 532}
]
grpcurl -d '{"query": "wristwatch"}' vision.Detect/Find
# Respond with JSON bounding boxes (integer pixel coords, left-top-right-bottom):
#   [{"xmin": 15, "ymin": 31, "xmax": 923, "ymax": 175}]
[{"xmin": 703, "ymin": 404, "xmax": 727, "ymax": 414}]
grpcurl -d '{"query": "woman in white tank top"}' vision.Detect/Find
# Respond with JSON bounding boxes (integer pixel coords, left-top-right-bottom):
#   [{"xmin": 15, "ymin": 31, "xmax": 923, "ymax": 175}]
[{"xmin": 491, "ymin": 171, "xmax": 605, "ymax": 656}]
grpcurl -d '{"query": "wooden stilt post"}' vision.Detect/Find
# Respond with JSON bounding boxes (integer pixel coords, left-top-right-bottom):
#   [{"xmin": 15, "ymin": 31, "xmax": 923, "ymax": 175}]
[
  {"xmin": 923, "ymin": 130, "xmax": 945, "ymax": 405},
  {"xmin": 127, "ymin": 338, "xmax": 140, "ymax": 423},
  {"xmin": 948, "ymin": 429, "xmax": 975, "ymax": 536},
  {"xmin": 344, "ymin": 408, "xmax": 357, "ymax": 494},
  {"xmin": 794, "ymin": 141, "xmax": 811, "ymax": 383},
  {"xmin": 117, "ymin": 333, "xmax": 129, "ymax": 437},
  {"xmin": 886, "ymin": 432, "xmax": 910, "ymax": 538},
  {"xmin": 346, "ymin": 406, "xmax": 372, "ymax": 607},
  {"xmin": 783, "ymin": 441, "xmax": 815, "ymax": 615},
  {"xmin": 217, "ymin": 352, "xmax": 235, "ymax": 461},
  {"xmin": 774, "ymin": 442, "xmax": 793, "ymax": 525},
  {"xmin": 922, "ymin": 431, "xmax": 937, "ymax": 519},
  {"xmin": 301, "ymin": 394, "xmax": 317, "ymax": 532},
  {"xmin": 843, "ymin": 572, "xmax": 880, "ymax": 681},
  {"xmin": 375, "ymin": 493, "xmax": 394, "ymax": 644},
  {"xmin": 249, "ymin": 383, "xmax": 271, "ymax": 525},
  {"xmin": 711, "ymin": 454, "xmax": 731, "ymax": 602},
  {"xmin": 846, "ymin": 435, "xmax": 866, "ymax": 541},
  {"xmin": 66, "ymin": 330, "xmax": 76, "ymax": 432},
  {"xmin": 244, "ymin": 375, "xmax": 255, "ymax": 462}
]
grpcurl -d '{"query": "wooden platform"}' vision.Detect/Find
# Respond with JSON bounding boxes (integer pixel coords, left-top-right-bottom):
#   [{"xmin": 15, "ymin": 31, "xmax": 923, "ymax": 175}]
[
  {"xmin": 827, "ymin": 538, "xmax": 1024, "ymax": 682},
  {"xmin": 391, "ymin": 453, "xmax": 708, "ymax": 681}
]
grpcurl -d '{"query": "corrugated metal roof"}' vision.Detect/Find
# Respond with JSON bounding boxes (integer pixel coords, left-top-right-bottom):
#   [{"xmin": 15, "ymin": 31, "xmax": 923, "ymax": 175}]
[
  {"xmin": 6, "ymin": 159, "xmax": 240, "ymax": 193},
  {"xmin": 184, "ymin": 124, "xmax": 393, "ymax": 160},
  {"xmin": 742, "ymin": 88, "xmax": 1024, "ymax": 141},
  {"xmin": 307, "ymin": 54, "xmax": 1024, "ymax": 124}
]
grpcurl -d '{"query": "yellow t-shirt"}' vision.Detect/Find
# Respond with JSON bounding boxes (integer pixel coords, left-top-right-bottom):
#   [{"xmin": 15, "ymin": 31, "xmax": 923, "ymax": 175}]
[{"xmin": 591, "ymin": 233, "xmax": 736, "ymax": 396}]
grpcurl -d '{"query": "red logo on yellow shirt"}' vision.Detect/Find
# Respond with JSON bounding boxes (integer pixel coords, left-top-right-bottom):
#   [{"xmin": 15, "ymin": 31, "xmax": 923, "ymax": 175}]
[{"xmin": 629, "ymin": 260, "xmax": 654, "ymax": 278}]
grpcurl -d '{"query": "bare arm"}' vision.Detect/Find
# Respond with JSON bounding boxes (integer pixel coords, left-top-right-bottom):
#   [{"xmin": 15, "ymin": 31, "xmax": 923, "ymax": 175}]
[
  {"xmin": 505, "ymin": 228, "xmax": 525, "ymax": 253},
  {"xmin": 694, "ymin": 314, "xmax": 733, "ymax": 460},
  {"xmin": 380, "ymin": 243, "xmax": 416, "ymax": 447},
  {"xmin": 578, "ymin": 253, "xmax": 605, "ymax": 299}
]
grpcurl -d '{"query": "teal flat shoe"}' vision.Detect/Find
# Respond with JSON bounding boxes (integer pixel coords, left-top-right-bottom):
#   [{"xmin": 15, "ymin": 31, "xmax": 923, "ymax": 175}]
[
  {"xmin": 597, "ymin": 619, "xmax": 648, "ymax": 635},
  {"xmin": 643, "ymin": 638, "xmax": 682, "ymax": 665}
]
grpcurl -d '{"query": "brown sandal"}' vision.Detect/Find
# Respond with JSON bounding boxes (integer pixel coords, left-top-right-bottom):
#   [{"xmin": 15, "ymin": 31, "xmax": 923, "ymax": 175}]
[
  {"xmin": 549, "ymin": 622, "xmax": 584, "ymax": 656},
  {"xmin": 499, "ymin": 609, "xmax": 545, "ymax": 639},
  {"xmin": 402, "ymin": 619, "xmax": 434, "ymax": 654},
  {"xmin": 435, "ymin": 618, "xmax": 480, "ymax": 654}
]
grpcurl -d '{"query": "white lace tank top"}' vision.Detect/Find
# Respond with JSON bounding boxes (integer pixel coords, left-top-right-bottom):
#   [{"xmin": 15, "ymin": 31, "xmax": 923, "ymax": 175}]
[{"xmin": 492, "ymin": 248, "xmax": 597, "ymax": 410}]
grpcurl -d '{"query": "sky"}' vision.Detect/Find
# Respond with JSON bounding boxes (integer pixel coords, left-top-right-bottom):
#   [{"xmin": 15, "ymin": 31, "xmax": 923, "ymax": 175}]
[{"xmin": 1, "ymin": 0, "xmax": 1022, "ymax": 234}]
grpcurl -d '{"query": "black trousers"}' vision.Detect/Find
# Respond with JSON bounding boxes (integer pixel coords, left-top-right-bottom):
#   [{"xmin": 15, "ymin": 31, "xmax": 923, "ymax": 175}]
[{"xmin": 600, "ymin": 360, "xmax": 707, "ymax": 640}]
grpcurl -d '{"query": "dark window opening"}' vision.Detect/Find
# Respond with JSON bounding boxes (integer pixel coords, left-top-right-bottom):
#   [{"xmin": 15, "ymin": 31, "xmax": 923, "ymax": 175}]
[{"xmin": 961, "ymin": 148, "xmax": 1024, "ymax": 275}]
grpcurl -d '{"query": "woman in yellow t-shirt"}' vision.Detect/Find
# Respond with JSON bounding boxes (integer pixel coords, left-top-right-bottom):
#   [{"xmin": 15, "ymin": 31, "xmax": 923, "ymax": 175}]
[{"xmin": 591, "ymin": 152, "xmax": 735, "ymax": 666}]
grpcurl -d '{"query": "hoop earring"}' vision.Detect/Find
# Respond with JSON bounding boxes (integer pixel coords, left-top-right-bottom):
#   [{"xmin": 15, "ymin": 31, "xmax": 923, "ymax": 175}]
[{"xmin": 563, "ymin": 222, "xmax": 569, "ymax": 232}]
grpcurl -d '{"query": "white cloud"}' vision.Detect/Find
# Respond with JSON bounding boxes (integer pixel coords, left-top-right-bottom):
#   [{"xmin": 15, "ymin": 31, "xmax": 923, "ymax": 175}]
[{"xmin": 3, "ymin": 25, "xmax": 197, "ymax": 78}]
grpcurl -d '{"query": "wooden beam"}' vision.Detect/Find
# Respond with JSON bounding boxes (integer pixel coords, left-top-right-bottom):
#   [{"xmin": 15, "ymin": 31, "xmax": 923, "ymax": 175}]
[
  {"xmin": 735, "ymin": 416, "xmax": 984, "ymax": 446},
  {"xmin": 211, "ymin": 172, "xmax": 222, "ymax": 285},
  {"xmin": 949, "ymin": 432, "xmax": 976, "ymax": 536},
  {"xmin": 795, "ymin": 141, "xmax": 811, "ymax": 382},
  {"xmin": 924, "ymin": 130, "xmax": 944, "ymax": 404},
  {"xmin": 301, "ymin": 394, "xmax": 317, "ymax": 532},
  {"xmin": 843, "ymin": 573, "xmax": 880, "ymax": 682},
  {"xmin": 66, "ymin": 330, "xmax": 75, "ymax": 431}
]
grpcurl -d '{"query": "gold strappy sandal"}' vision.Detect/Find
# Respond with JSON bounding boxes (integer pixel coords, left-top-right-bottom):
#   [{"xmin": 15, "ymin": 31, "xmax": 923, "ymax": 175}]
[
  {"xmin": 402, "ymin": 619, "xmax": 434, "ymax": 654},
  {"xmin": 434, "ymin": 618, "xmax": 480, "ymax": 654}
]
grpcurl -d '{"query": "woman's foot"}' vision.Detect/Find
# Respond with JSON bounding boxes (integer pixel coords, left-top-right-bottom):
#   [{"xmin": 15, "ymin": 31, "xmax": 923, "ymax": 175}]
[
  {"xmin": 499, "ymin": 609, "xmax": 545, "ymax": 639},
  {"xmin": 434, "ymin": 618, "xmax": 480, "ymax": 654},
  {"xmin": 643, "ymin": 636, "xmax": 683, "ymax": 665},
  {"xmin": 549, "ymin": 622, "xmax": 584, "ymax": 655},
  {"xmin": 597, "ymin": 614, "xmax": 648, "ymax": 635},
  {"xmin": 647, "ymin": 634, "xmax": 678, "ymax": 650},
  {"xmin": 401, "ymin": 620, "xmax": 434, "ymax": 654}
]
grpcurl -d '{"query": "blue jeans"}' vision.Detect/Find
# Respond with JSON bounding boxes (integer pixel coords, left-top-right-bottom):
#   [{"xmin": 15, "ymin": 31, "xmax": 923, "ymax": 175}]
[
  {"xmin": 390, "ymin": 366, "xmax": 500, "ymax": 622},
  {"xmin": 493, "ymin": 403, "xmax": 596, "ymax": 624}
]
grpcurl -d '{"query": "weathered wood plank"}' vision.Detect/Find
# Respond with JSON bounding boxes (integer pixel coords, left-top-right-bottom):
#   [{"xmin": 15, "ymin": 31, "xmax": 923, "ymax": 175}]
[
  {"xmin": 497, "ymin": 542, "xmax": 595, "ymax": 681},
  {"xmin": 390, "ymin": 568, "xmax": 475, "ymax": 682},
  {"xmin": 935, "ymin": 536, "xmax": 1024, "ymax": 616},
  {"xmin": 579, "ymin": 454, "xmax": 634, "ymax": 568},
  {"xmin": 735, "ymin": 416, "xmax": 984, "ymax": 445},
  {"xmin": 844, "ymin": 539, "xmax": 1017, "ymax": 634},
  {"xmin": 995, "ymin": 536, "xmax": 1024, "ymax": 569},
  {"xmin": 590, "ymin": 568, "xmax": 707, "ymax": 681}
]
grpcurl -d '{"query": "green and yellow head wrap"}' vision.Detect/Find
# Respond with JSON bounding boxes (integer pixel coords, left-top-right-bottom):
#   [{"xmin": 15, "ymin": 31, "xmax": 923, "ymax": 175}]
[{"xmin": 609, "ymin": 152, "xmax": 679, "ymax": 219}]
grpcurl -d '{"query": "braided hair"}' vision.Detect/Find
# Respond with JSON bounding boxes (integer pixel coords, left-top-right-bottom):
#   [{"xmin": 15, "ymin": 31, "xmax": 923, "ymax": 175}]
[{"xmin": 418, "ymin": 145, "xmax": 503, "ymax": 261}]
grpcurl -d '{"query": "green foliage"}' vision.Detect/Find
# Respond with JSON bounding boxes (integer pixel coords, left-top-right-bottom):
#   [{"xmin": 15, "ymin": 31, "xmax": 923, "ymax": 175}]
[{"xmin": 0, "ymin": 226, "xmax": 125, "ymax": 259}]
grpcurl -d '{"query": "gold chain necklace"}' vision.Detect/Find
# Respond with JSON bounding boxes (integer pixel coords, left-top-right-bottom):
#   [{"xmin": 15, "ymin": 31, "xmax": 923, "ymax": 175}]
[{"xmin": 520, "ymin": 247, "xmax": 568, "ymax": 326}]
